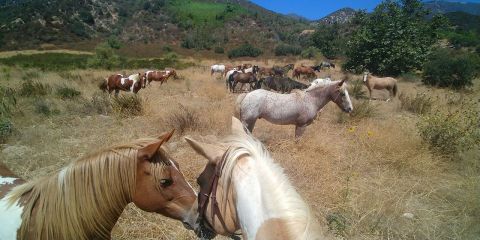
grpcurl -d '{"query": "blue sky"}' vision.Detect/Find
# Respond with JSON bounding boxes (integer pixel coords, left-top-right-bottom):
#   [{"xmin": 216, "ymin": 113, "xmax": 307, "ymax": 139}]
[{"xmin": 250, "ymin": 0, "xmax": 480, "ymax": 20}]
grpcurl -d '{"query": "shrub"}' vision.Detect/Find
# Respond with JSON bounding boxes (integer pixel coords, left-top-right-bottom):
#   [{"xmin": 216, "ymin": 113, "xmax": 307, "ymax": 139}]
[
  {"xmin": 0, "ymin": 118, "xmax": 13, "ymax": 143},
  {"xmin": 214, "ymin": 46, "xmax": 224, "ymax": 54},
  {"xmin": 338, "ymin": 100, "xmax": 376, "ymax": 123},
  {"xmin": 34, "ymin": 99, "xmax": 59, "ymax": 116},
  {"xmin": 87, "ymin": 43, "xmax": 122, "ymax": 70},
  {"xmin": 417, "ymin": 100, "xmax": 479, "ymax": 157},
  {"xmin": 58, "ymin": 71, "xmax": 83, "ymax": 81},
  {"xmin": 83, "ymin": 92, "xmax": 112, "ymax": 115},
  {"xmin": 399, "ymin": 92, "xmax": 432, "ymax": 114},
  {"xmin": 19, "ymin": 81, "xmax": 51, "ymax": 97},
  {"xmin": 274, "ymin": 44, "xmax": 301, "ymax": 56},
  {"xmin": 0, "ymin": 53, "xmax": 89, "ymax": 71},
  {"xmin": 0, "ymin": 87, "xmax": 16, "ymax": 118},
  {"xmin": 300, "ymin": 46, "xmax": 320, "ymax": 59},
  {"xmin": 162, "ymin": 45, "xmax": 173, "ymax": 52},
  {"xmin": 1, "ymin": 67, "xmax": 11, "ymax": 80},
  {"xmin": 399, "ymin": 72, "xmax": 421, "ymax": 82},
  {"xmin": 166, "ymin": 104, "xmax": 201, "ymax": 134},
  {"xmin": 21, "ymin": 71, "xmax": 40, "ymax": 81},
  {"xmin": 56, "ymin": 85, "xmax": 81, "ymax": 100},
  {"xmin": 111, "ymin": 95, "xmax": 144, "ymax": 117},
  {"xmin": 422, "ymin": 48, "xmax": 480, "ymax": 89},
  {"xmin": 348, "ymin": 80, "xmax": 366, "ymax": 99},
  {"xmin": 228, "ymin": 44, "xmax": 262, "ymax": 58}
]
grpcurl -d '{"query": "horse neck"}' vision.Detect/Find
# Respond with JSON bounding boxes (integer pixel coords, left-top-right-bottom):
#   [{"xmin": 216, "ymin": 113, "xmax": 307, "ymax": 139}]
[
  {"xmin": 9, "ymin": 150, "xmax": 137, "ymax": 239},
  {"xmin": 221, "ymin": 144, "xmax": 318, "ymax": 239},
  {"xmin": 306, "ymin": 85, "xmax": 334, "ymax": 112}
]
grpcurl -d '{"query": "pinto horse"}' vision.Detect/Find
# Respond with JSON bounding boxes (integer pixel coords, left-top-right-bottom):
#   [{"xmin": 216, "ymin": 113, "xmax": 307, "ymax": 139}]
[
  {"xmin": 146, "ymin": 69, "xmax": 177, "ymax": 85},
  {"xmin": 363, "ymin": 72, "xmax": 398, "ymax": 101},
  {"xmin": 237, "ymin": 80, "xmax": 353, "ymax": 137},
  {"xmin": 293, "ymin": 66, "xmax": 316, "ymax": 80},
  {"xmin": 0, "ymin": 131, "xmax": 198, "ymax": 239},
  {"xmin": 186, "ymin": 117, "xmax": 325, "ymax": 239},
  {"xmin": 100, "ymin": 73, "xmax": 146, "ymax": 96}
]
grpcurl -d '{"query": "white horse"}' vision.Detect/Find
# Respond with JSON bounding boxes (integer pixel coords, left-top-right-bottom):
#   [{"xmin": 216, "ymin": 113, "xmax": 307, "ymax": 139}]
[
  {"xmin": 187, "ymin": 117, "xmax": 326, "ymax": 239},
  {"xmin": 237, "ymin": 80, "xmax": 353, "ymax": 137},
  {"xmin": 308, "ymin": 78, "xmax": 332, "ymax": 90},
  {"xmin": 225, "ymin": 68, "xmax": 239, "ymax": 90},
  {"xmin": 211, "ymin": 64, "xmax": 226, "ymax": 76}
]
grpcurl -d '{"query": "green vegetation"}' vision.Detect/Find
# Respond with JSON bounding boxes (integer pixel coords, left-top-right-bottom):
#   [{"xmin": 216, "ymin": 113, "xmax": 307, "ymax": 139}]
[
  {"xmin": 56, "ymin": 86, "xmax": 81, "ymax": 100},
  {"xmin": 111, "ymin": 95, "xmax": 144, "ymax": 117},
  {"xmin": 344, "ymin": 0, "xmax": 443, "ymax": 75},
  {"xmin": 87, "ymin": 43, "xmax": 122, "ymax": 70},
  {"xmin": 300, "ymin": 46, "xmax": 321, "ymax": 59},
  {"xmin": 0, "ymin": 53, "xmax": 89, "ymax": 71},
  {"xmin": 274, "ymin": 44, "xmax": 302, "ymax": 56},
  {"xmin": 228, "ymin": 43, "xmax": 262, "ymax": 58},
  {"xmin": 19, "ymin": 81, "xmax": 52, "ymax": 97},
  {"xmin": 422, "ymin": 48, "xmax": 480, "ymax": 89},
  {"xmin": 311, "ymin": 25, "xmax": 343, "ymax": 59},
  {"xmin": 399, "ymin": 92, "xmax": 432, "ymax": 114}
]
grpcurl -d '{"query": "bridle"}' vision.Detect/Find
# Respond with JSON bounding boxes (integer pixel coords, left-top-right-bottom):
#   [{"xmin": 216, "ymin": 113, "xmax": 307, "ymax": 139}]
[{"xmin": 197, "ymin": 152, "xmax": 241, "ymax": 240}]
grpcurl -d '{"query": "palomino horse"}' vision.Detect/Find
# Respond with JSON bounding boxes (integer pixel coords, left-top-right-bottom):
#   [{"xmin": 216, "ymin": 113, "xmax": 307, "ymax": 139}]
[
  {"xmin": 272, "ymin": 64, "xmax": 294, "ymax": 77},
  {"xmin": 0, "ymin": 131, "xmax": 198, "ymax": 239},
  {"xmin": 100, "ymin": 73, "xmax": 147, "ymax": 96},
  {"xmin": 237, "ymin": 80, "xmax": 353, "ymax": 137},
  {"xmin": 293, "ymin": 66, "xmax": 316, "ymax": 80},
  {"xmin": 211, "ymin": 65, "xmax": 226, "ymax": 76},
  {"xmin": 145, "ymin": 69, "xmax": 177, "ymax": 85},
  {"xmin": 363, "ymin": 72, "xmax": 398, "ymax": 101},
  {"xmin": 186, "ymin": 117, "xmax": 325, "ymax": 239}
]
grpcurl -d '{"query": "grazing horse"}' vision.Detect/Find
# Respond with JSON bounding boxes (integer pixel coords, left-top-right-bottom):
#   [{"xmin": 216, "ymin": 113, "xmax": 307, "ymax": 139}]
[
  {"xmin": 237, "ymin": 80, "xmax": 353, "ymax": 137},
  {"xmin": 261, "ymin": 76, "xmax": 309, "ymax": 93},
  {"xmin": 145, "ymin": 69, "xmax": 177, "ymax": 85},
  {"xmin": 293, "ymin": 66, "xmax": 316, "ymax": 80},
  {"xmin": 0, "ymin": 131, "xmax": 198, "ymax": 239},
  {"xmin": 320, "ymin": 61, "xmax": 336, "ymax": 69},
  {"xmin": 363, "ymin": 72, "xmax": 398, "ymax": 101},
  {"xmin": 272, "ymin": 64, "xmax": 294, "ymax": 77},
  {"xmin": 258, "ymin": 67, "xmax": 275, "ymax": 77},
  {"xmin": 186, "ymin": 117, "xmax": 325, "ymax": 239},
  {"xmin": 211, "ymin": 65, "xmax": 226, "ymax": 76},
  {"xmin": 229, "ymin": 71, "xmax": 258, "ymax": 93},
  {"xmin": 100, "ymin": 73, "xmax": 146, "ymax": 96}
]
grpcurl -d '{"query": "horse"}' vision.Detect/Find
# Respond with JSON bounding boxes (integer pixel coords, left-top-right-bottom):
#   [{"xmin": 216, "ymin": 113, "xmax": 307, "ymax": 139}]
[
  {"xmin": 225, "ymin": 69, "xmax": 239, "ymax": 90},
  {"xmin": 272, "ymin": 64, "xmax": 294, "ymax": 77},
  {"xmin": 292, "ymin": 66, "xmax": 316, "ymax": 80},
  {"xmin": 237, "ymin": 80, "xmax": 353, "ymax": 137},
  {"xmin": 186, "ymin": 117, "xmax": 325, "ymax": 239},
  {"xmin": 261, "ymin": 76, "xmax": 309, "ymax": 93},
  {"xmin": 243, "ymin": 65, "xmax": 259, "ymax": 74},
  {"xmin": 211, "ymin": 65, "xmax": 226, "ymax": 76},
  {"xmin": 145, "ymin": 69, "xmax": 177, "ymax": 85},
  {"xmin": 258, "ymin": 67, "xmax": 275, "ymax": 77},
  {"xmin": 229, "ymin": 71, "xmax": 258, "ymax": 93},
  {"xmin": 310, "ymin": 65, "xmax": 322, "ymax": 72},
  {"xmin": 363, "ymin": 72, "xmax": 398, "ymax": 101},
  {"xmin": 309, "ymin": 78, "xmax": 332, "ymax": 89},
  {"xmin": 0, "ymin": 131, "xmax": 198, "ymax": 239},
  {"xmin": 223, "ymin": 65, "xmax": 236, "ymax": 77},
  {"xmin": 320, "ymin": 61, "xmax": 335, "ymax": 69},
  {"xmin": 100, "ymin": 73, "xmax": 146, "ymax": 96}
]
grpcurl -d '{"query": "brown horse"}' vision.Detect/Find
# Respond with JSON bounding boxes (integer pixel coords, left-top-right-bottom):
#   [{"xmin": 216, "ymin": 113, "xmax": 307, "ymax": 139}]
[
  {"xmin": 0, "ymin": 131, "xmax": 198, "ymax": 239},
  {"xmin": 293, "ymin": 66, "xmax": 316, "ymax": 80},
  {"xmin": 230, "ymin": 71, "xmax": 258, "ymax": 93},
  {"xmin": 100, "ymin": 73, "xmax": 146, "ymax": 96},
  {"xmin": 258, "ymin": 67, "xmax": 275, "ymax": 77},
  {"xmin": 146, "ymin": 69, "xmax": 177, "ymax": 85},
  {"xmin": 363, "ymin": 72, "xmax": 398, "ymax": 101}
]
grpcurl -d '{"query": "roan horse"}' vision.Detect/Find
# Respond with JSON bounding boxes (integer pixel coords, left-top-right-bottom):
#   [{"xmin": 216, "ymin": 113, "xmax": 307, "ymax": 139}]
[
  {"xmin": 0, "ymin": 131, "xmax": 198, "ymax": 239},
  {"xmin": 237, "ymin": 80, "xmax": 353, "ymax": 137},
  {"xmin": 186, "ymin": 117, "xmax": 325, "ymax": 239},
  {"xmin": 100, "ymin": 73, "xmax": 147, "ymax": 96},
  {"xmin": 363, "ymin": 72, "xmax": 398, "ymax": 101},
  {"xmin": 145, "ymin": 69, "xmax": 178, "ymax": 85}
]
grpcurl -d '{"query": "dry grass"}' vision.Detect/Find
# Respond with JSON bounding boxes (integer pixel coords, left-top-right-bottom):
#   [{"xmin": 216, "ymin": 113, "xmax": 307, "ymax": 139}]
[{"xmin": 0, "ymin": 59, "xmax": 479, "ymax": 239}]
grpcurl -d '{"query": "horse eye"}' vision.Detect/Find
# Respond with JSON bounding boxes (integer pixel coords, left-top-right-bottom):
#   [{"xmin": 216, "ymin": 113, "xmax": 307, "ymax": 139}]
[{"xmin": 160, "ymin": 179, "xmax": 173, "ymax": 187}]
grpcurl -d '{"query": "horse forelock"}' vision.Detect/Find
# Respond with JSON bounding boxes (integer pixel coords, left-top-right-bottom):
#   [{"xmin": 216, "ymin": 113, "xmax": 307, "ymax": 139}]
[{"xmin": 6, "ymin": 138, "xmax": 167, "ymax": 239}]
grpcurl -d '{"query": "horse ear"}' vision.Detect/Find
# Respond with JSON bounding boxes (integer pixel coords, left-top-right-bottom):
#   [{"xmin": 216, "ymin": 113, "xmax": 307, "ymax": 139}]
[
  {"xmin": 338, "ymin": 79, "xmax": 345, "ymax": 87},
  {"xmin": 231, "ymin": 117, "xmax": 249, "ymax": 136},
  {"xmin": 185, "ymin": 137, "xmax": 224, "ymax": 163},
  {"xmin": 138, "ymin": 129, "xmax": 174, "ymax": 161}
]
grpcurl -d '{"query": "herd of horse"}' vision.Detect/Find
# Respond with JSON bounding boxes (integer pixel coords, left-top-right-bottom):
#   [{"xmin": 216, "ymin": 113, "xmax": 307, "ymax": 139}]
[{"xmin": 99, "ymin": 69, "xmax": 178, "ymax": 95}]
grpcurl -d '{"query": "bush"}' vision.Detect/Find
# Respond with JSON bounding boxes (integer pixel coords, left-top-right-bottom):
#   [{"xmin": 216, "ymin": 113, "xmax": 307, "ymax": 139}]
[
  {"xmin": 0, "ymin": 118, "xmax": 13, "ymax": 143},
  {"xmin": 1, "ymin": 67, "xmax": 11, "ymax": 80},
  {"xmin": 399, "ymin": 72, "xmax": 421, "ymax": 82},
  {"xmin": 0, "ymin": 53, "xmax": 89, "ymax": 71},
  {"xmin": 83, "ymin": 92, "xmax": 112, "ymax": 115},
  {"xmin": 300, "ymin": 46, "xmax": 320, "ymax": 59},
  {"xmin": 56, "ymin": 86, "xmax": 81, "ymax": 100},
  {"xmin": 274, "ymin": 44, "xmax": 301, "ymax": 56},
  {"xmin": 399, "ymin": 92, "xmax": 432, "ymax": 114},
  {"xmin": 87, "ymin": 43, "xmax": 122, "ymax": 70},
  {"xmin": 422, "ymin": 48, "xmax": 480, "ymax": 89},
  {"xmin": 166, "ymin": 104, "xmax": 201, "ymax": 134},
  {"xmin": 214, "ymin": 46, "xmax": 224, "ymax": 54},
  {"xmin": 228, "ymin": 44, "xmax": 262, "ymax": 58},
  {"xmin": 348, "ymin": 80, "xmax": 367, "ymax": 99},
  {"xmin": 19, "ymin": 81, "xmax": 51, "ymax": 97},
  {"xmin": 162, "ymin": 45, "xmax": 173, "ymax": 52},
  {"xmin": 417, "ymin": 101, "xmax": 480, "ymax": 157},
  {"xmin": 34, "ymin": 99, "xmax": 59, "ymax": 116},
  {"xmin": 0, "ymin": 87, "xmax": 16, "ymax": 118},
  {"xmin": 58, "ymin": 71, "xmax": 83, "ymax": 81},
  {"xmin": 111, "ymin": 95, "xmax": 144, "ymax": 117},
  {"xmin": 338, "ymin": 100, "xmax": 376, "ymax": 123}
]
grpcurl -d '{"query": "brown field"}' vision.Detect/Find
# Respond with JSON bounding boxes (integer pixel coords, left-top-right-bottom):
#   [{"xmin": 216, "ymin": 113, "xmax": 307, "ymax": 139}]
[{"xmin": 1, "ymin": 58, "xmax": 479, "ymax": 239}]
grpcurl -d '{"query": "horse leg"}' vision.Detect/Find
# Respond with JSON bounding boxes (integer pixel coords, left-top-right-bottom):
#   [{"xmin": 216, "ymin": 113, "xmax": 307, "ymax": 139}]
[
  {"xmin": 295, "ymin": 125, "xmax": 307, "ymax": 138},
  {"xmin": 244, "ymin": 118, "xmax": 256, "ymax": 133},
  {"xmin": 115, "ymin": 89, "xmax": 119, "ymax": 97}
]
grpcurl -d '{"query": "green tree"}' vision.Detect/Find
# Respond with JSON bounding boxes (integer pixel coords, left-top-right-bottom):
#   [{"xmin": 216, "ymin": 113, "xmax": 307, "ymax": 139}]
[
  {"xmin": 311, "ymin": 25, "xmax": 341, "ymax": 59},
  {"xmin": 344, "ymin": 0, "xmax": 442, "ymax": 75},
  {"xmin": 87, "ymin": 43, "xmax": 122, "ymax": 69}
]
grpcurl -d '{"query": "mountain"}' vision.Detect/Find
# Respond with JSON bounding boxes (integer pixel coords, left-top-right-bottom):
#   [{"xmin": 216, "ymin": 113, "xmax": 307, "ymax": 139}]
[
  {"xmin": 444, "ymin": 11, "xmax": 480, "ymax": 32},
  {"xmin": 316, "ymin": 8, "xmax": 357, "ymax": 25},
  {"xmin": 423, "ymin": 1, "xmax": 480, "ymax": 16},
  {"xmin": 0, "ymin": 0, "xmax": 308, "ymax": 54}
]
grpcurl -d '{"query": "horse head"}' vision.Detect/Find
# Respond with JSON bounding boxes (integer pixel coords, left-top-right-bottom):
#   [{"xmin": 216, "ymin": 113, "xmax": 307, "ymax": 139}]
[
  {"xmin": 139, "ymin": 72, "xmax": 147, "ymax": 88},
  {"xmin": 330, "ymin": 80, "xmax": 353, "ymax": 113},
  {"xmin": 363, "ymin": 71, "xmax": 370, "ymax": 82}
]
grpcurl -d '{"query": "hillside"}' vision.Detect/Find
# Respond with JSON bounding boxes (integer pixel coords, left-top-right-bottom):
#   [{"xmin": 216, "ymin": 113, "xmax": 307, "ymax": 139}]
[
  {"xmin": 316, "ymin": 7, "xmax": 357, "ymax": 25},
  {"xmin": 423, "ymin": 0, "xmax": 480, "ymax": 15},
  {"xmin": 0, "ymin": 0, "xmax": 308, "ymax": 55},
  {"xmin": 445, "ymin": 11, "xmax": 480, "ymax": 33}
]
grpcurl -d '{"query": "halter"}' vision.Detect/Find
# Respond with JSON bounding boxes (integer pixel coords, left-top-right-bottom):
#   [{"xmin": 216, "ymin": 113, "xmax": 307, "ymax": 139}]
[{"xmin": 197, "ymin": 152, "xmax": 241, "ymax": 240}]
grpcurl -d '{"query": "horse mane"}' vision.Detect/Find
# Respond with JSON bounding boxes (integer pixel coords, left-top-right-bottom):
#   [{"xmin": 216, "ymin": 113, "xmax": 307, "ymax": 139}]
[
  {"xmin": 219, "ymin": 132, "xmax": 323, "ymax": 238},
  {"xmin": 305, "ymin": 80, "xmax": 342, "ymax": 92},
  {"xmin": 6, "ymin": 138, "xmax": 168, "ymax": 240}
]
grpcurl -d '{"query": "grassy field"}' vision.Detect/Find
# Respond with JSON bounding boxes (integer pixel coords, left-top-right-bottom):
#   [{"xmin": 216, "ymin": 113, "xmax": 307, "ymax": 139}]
[{"xmin": 0, "ymin": 57, "xmax": 479, "ymax": 239}]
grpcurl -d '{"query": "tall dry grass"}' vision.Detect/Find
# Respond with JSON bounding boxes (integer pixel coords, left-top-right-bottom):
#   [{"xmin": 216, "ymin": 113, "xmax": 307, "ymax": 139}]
[{"xmin": 0, "ymin": 60, "xmax": 478, "ymax": 239}]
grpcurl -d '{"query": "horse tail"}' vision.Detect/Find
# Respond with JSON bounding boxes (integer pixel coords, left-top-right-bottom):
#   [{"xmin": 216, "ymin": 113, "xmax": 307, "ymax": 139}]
[
  {"xmin": 393, "ymin": 82, "xmax": 398, "ymax": 97},
  {"xmin": 99, "ymin": 78, "xmax": 108, "ymax": 92},
  {"xmin": 235, "ymin": 93, "xmax": 247, "ymax": 119}
]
